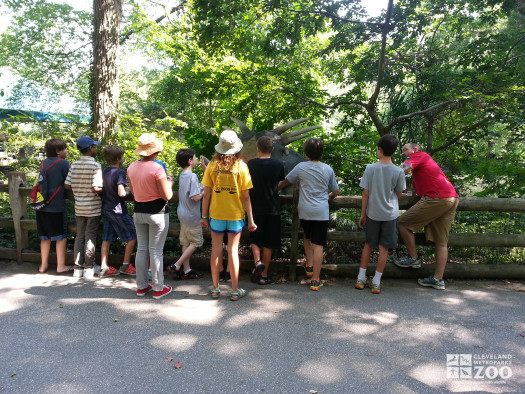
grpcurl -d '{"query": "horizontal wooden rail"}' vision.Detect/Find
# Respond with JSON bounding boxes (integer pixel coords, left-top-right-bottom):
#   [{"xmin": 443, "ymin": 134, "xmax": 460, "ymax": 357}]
[{"xmin": 2, "ymin": 184, "xmax": 525, "ymax": 212}]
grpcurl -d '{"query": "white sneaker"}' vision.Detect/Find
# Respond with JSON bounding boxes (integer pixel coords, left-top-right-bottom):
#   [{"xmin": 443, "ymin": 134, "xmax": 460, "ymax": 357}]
[
  {"xmin": 84, "ymin": 267, "xmax": 95, "ymax": 279},
  {"xmin": 73, "ymin": 267, "xmax": 84, "ymax": 278}
]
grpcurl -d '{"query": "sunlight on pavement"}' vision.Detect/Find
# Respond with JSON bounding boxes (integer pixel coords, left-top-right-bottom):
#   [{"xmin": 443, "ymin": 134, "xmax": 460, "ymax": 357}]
[
  {"xmin": 150, "ymin": 333, "xmax": 198, "ymax": 352},
  {"xmin": 297, "ymin": 357, "xmax": 345, "ymax": 384}
]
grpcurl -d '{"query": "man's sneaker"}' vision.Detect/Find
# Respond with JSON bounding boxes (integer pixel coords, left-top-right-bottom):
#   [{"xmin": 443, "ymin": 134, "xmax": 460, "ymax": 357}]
[
  {"xmin": 418, "ymin": 276, "xmax": 445, "ymax": 290},
  {"xmin": 153, "ymin": 285, "xmax": 172, "ymax": 299},
  {"xmin": 181, "ymin": 269, "xmax": 204, "ymax": 279},
  {"xmin": 310, "ymin": 280, "xmax": 323, "ymax": 291},
  {"xmin": 167, "ymin": 264, "xmax": 182, "ymax": 279},
  {"xmin": 220, "ymin": 270, "xmax": 231, "ymax": 282},
  {"xmin": 250, "ymin": 261, "xmax": 265, "ymax": 283},
  {"xmin": 120, "ymin": 264, "xmax": 136, "ymax": 276},
  {"xmin": 394, "ymin": 256, "xmax": 421, "ymax": 269},
  {"xmin": 84, "ymin": 267, "xmax": 95, "ymax": 279},
  {"xmin": 305, "ymin": 265, "xmax": 313, "ymax": 277},
  {"xmin": 355, "ymin": 278, "xmax": 366, "ymax": 290},
  {"xmin": 73, "ymin": 267, "xmax": 84, "ymax": 278},
  {"xmin": 99, "ymin": 266, "xmax": 120, "ymax": 277},
  {"xmin": 371, "ymin": 282, "xmax": 381, "ymax": 294},
  {"xmin": 137, "ymin": 284, "xmax": 153, "ymax": 297}
]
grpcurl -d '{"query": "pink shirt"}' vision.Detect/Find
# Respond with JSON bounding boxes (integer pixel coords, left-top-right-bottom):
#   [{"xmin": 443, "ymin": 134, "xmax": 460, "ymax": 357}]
[
  {"xmin": 407, "ymin": 152, "xmax": 458, "ymax": 199},
  {"xmin": 127, "ymin": 160, "xmax": 167, "ymax": 202}
]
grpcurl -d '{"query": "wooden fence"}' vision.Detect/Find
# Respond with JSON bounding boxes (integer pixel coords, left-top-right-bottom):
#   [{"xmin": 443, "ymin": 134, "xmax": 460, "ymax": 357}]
[{"xmin": 1, "ymin": 172, "xmax": 525, "ymax": 279}]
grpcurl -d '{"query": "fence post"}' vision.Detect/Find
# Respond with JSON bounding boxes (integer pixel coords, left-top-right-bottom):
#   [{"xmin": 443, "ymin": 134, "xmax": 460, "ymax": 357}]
[
  {"xmin": 8, "ymin": 172, "xmax": 28, "ymax": 264},
  {"xmin": 288, "ymin": 181, "xmax": 300, "ymax": 281}
]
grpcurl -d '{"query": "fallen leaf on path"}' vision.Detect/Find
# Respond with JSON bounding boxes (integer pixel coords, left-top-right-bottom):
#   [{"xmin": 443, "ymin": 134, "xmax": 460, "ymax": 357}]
[
  {"xmin": 430, "ymin": 346, "xmax": 436, "ymax": 351},
  {"xmin": 274, "ymin": 311, "xmax": 279, "ymax": 313},
  {"xmin": 114, "ymin": 318, "xmax": 119, "ymax": 322},
  {"xmin": 58, "ymin": 304, "xmax": 63, "ymax": 308},
  {"xmin": 166, "ymin": 356, "xmax": 174, "ymax": 362},
  {"xmin": 520, "ymin": 333, "xmax": 525, "ymax": 337},
  {"xmin": 210, "ymin": 341, "xmax": 215, "ymax": 345},
  {"xmin": 10, "ymin": 373, "xmax": 16, "ymax": 378},
  {"xmin": 174, "ymin": 361, "xmax": 182, "ymax": 369}
]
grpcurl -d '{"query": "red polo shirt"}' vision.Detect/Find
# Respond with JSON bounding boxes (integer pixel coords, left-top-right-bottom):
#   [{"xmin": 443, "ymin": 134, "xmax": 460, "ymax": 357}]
[{"xmin": 407, "ymin": 152, "xmax": 458, "ymax": 199}]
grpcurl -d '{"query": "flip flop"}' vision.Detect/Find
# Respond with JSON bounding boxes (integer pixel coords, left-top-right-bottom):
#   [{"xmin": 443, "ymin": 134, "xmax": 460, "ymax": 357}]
[
  {"xmin": 56, "ymin": 266, "xmax": 75, "ymax": 275},
  {"xmin": 38, "ymin": 266, "xmax": 48, "ymax": 274}
]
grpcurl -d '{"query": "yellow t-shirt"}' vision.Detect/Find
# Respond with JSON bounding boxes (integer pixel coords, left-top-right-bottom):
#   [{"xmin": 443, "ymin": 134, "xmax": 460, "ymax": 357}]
[{"xmin": 201, "ymin": 160, "xmax": 253, "ymax": 221}]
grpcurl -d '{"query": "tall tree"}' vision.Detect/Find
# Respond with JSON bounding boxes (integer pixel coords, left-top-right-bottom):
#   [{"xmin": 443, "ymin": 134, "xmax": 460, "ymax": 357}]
[{"xmin": 92, "ymin": 0, "xmax": 123, "ymax": 140}]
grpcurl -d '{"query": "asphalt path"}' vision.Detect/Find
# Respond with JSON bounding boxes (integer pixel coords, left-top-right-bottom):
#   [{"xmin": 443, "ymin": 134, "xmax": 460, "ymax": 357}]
[{"xmin": 1, "ymin": 261, "xmax": 524, "ymax": 393}]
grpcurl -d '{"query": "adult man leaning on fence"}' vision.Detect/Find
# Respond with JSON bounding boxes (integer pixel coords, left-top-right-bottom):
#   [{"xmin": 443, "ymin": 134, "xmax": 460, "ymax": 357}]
[{"xmin": 394, "ymin": 143, "xmax": 459, "ymax": 290}]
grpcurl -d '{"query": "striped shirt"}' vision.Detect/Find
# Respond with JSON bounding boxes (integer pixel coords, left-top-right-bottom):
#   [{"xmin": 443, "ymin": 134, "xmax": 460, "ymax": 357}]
[{"xmin": 65, "ymin": 156, "xmax": 103, "ymax": 217}]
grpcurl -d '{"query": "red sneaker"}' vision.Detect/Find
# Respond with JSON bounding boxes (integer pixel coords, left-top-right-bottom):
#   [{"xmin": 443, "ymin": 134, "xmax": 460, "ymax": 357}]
[
  {"xmin": 136, "ymin": 284, "xmax": 152, "ymax": 297},
  {"xmin": 120, "ymin": 264, "xmax": 136, "ymax": 276},
  {"xmin": 153, "ymin": 285, "xmax": 172, "ymax": 300}
]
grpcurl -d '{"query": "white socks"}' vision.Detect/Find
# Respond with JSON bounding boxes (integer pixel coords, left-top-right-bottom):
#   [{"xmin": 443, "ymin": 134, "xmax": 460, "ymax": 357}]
[
  {"xmin": 357, "ymin": 268, "xmax": 367, "ymax": 281},
  {"xmin": 372, "ymin": 271, "xmax": 383, "ymax": 285}
]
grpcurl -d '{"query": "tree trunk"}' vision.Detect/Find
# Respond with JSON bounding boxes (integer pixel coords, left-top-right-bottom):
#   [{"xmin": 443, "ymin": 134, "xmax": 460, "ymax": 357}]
[{"xmin": 93, "ymin": 0, "xmax": 122, "ymax": 141}]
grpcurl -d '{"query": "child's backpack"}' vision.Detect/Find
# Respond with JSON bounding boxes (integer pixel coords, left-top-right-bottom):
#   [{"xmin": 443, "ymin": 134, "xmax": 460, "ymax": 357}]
[{"xmin": 29, "ymin": 159, "xmax": 64, "ymax": 210}]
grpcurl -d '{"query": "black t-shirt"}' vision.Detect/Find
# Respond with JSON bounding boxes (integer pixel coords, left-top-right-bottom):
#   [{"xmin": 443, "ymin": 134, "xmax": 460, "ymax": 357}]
[
  {"xmin": 247, "ymin": 158, "xmax": 285, "ymax": 215},
  {"xmin": 102, "ymin": 167, "xmax": 129, "ymax": 215}
]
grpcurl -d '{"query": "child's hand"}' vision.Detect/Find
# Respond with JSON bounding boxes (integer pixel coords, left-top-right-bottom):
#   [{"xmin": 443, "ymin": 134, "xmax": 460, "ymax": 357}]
[
  {"xmin": 247, "ymin": 221, "xmax": 257, "ymax": 232},
  {"xmin": 359, "ymin": 215, "xmax": 366, "ymax": 229},
  {"xmin": 200, "ymin": 218, "xmax": 209, "ymax": 229},
  {"xmin": 199, "ymin": 156, "xmax": 208, "ymax": 171}
]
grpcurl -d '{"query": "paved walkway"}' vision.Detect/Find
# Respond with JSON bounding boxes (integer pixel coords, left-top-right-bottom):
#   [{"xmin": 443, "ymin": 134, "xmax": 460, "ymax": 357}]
[{"xmin": 1, "ymin": 261, "xmax": 524, "ymax": 393}]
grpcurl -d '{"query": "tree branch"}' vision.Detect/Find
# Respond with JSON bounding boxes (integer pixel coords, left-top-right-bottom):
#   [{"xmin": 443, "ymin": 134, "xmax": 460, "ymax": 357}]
[
  {"xmin": 285, "ymin": 89, "xmax": 367, "ymax": 109},
  {"xmin": 497, "ymin": 33, "xmax": 525, "ymax": 72},
  {"xmin": 367, "ymin": 0, "xmax": 393, "ymax": 110},
  {"xmin": 429, "ymin": 119, "xmax": 487, "ymax": 155},
  {"xmin": 385, "ymin": 100, "xmax": 458, "ymax": 132},
  {"xmin": 284, "ymin": 9, "xmax": 383, "ymax": 28},
  {"xmin": 119, "ymin": 2, "xmax": 186, "ymax": 44}
]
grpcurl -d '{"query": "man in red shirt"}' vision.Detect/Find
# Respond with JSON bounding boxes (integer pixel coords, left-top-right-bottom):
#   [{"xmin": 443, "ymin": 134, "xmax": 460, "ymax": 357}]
[{"xmin": 394, "ymin": 143, "xmax": 459, "ymax": 290}]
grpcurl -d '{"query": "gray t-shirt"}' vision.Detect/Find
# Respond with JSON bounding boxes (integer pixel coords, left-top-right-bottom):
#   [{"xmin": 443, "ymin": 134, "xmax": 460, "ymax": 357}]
[
  {"xmin": 285, "ymin": 161, "xmax": 339, "ymax": 221},
  {"xmin": 177, "ymin": 171, "xmax": 202, "ymax": 226},
  {"xmin": 359, "ymin": 162, "xmax": 406, "ymax": 221}
]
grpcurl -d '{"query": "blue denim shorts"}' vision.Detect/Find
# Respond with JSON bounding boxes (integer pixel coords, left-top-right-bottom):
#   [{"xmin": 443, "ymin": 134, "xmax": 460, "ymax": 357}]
[
  {"xmin": 210, "ymin": 218, "xmax": 244, "ymax": 234},
  {"xmin": 102, "ymin": 210, "xmax": 137, "ymax": 242}
]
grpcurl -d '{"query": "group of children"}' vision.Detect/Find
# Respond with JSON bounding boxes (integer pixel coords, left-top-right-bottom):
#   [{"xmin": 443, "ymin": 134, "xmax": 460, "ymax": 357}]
[{"xmin": 36, "ymin": 129, "xmax": 407, "ymax": 300}]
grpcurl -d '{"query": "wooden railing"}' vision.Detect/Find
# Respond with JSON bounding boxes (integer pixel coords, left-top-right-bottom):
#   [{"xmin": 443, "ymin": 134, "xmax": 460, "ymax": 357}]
[{"xmin": 2, "ymin": 172, "xmax": 525, "ymax": 279}]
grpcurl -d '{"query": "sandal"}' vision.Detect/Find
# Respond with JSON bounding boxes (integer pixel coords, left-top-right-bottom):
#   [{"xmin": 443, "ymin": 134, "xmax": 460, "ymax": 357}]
[
  {"xmin": 56, "ymin": 266, "xmax": 75, "ymax": 275},
  {"xmin": 258, "ymin": 277, "xmax": 273, "ymax": 285},
  {"xmin": 250, "ymin": 260, "xmax": 265, "ymax": 283},
  {"xmin": 210, "ymin": 286, "xmax": 221, "ymax": 299},
  {"xmin": 230, "ymin": 288, "xmax": 247, "ymax": 301}
]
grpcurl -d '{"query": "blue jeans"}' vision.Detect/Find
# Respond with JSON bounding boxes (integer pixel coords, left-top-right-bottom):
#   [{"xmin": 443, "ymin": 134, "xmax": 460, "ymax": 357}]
[
  {"xmin": 73, "ymin": 216, "xmax": 101, "ymax": 268},
  {"xmin": 134, "ymin": 212, "xmax": 169, "ymax": 291}
]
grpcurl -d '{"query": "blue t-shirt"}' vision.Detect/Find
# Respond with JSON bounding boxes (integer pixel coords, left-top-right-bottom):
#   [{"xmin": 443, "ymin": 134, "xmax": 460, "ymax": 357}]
[
  {"xmin": 40, "ymin": 157, "xmax": 70, "ymax": 213},
  {"xmin": 359, "ymin": 162, "xmax": 405, "ymax": 221},
  {"xmin": 101, "ymin": 167, "xmax": 129, "ymax": 215}
]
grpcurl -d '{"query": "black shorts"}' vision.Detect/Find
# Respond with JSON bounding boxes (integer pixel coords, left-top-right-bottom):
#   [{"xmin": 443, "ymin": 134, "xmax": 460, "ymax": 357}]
[
  {"xmin": 36, "ymin": 211, "xmax": 67, "ymax": 241},
  {"xmin": 250, "ymin": 214, "xmax": 281, "ymax": 249},
  {"xmin": 300, "ymin": 219, "xmax": 328, "ymax": 246},
  {"xmin": 365, "ymin": 217, "xmax": 398, "ymax": 248}
]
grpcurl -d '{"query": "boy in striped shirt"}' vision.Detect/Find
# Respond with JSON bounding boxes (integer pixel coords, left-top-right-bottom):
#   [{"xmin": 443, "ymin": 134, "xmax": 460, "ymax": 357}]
[{"xmin": 65, "ymin": 136, "xmax": 103, "ymax": 278}]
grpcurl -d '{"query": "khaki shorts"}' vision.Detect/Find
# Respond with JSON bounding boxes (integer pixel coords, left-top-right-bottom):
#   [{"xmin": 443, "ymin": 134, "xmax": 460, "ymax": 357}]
[
  {"xmin": 180, "ymin": 223, "xmax": 204, "ymax": 248},
  {"xmin": 398, "ymin": 196, "xmax": 459, "ymax": 246}
]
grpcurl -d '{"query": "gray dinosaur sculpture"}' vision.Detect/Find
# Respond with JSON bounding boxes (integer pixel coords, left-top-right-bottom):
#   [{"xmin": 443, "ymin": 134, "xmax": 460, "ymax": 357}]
[{"xmin": 224, "ymin": 117, "xmax": 321, "ymax": 174}]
